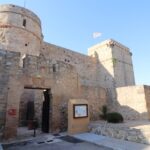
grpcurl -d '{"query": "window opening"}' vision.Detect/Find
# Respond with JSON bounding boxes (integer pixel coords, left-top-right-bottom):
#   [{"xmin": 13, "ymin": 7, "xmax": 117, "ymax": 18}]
[
  {"xmin": 23, "ymin": 19, "xmax": 26, "ymax": 27},
  {"xmin": 53, "ymin": 64, "xmax": 56, "ymax": 72}
]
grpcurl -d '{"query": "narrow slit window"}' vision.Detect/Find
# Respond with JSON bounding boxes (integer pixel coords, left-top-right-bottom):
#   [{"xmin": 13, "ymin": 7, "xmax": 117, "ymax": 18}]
[
  {"xmin": 53, "ymin": 64, "xmax": 56, "ymax": 72},
  {"xmin": 21, "ymin": 54, "xmax": 26, "ymax": 68},
  {"xmin": 23, "ymin": 58, "xmax": 26, "ymax": 68},
  {"xmin": 23, "ymin": 19, "xmax": 26, "ymax": 27}
]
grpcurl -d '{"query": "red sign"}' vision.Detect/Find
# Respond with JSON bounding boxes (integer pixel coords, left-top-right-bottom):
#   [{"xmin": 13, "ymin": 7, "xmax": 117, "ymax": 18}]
[{"xmin": 8, "ymin": 108, "xmax": 17, "ymax": 116}]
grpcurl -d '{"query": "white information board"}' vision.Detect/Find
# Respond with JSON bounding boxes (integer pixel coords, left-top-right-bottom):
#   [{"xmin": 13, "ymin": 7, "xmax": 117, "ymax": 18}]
[{"xmin": 73, "ymin": 104, "xmax": 88, "ymax": 118}]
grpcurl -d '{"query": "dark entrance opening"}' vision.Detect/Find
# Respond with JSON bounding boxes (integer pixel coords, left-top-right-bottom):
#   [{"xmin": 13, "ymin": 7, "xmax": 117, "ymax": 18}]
[
  {"xmin": 42, "ymin": 89, "xmax": 51, "ymax": 133},
  {"xmin": 19, "ymin": 86, "xmax": 52, "ymax": 134}
]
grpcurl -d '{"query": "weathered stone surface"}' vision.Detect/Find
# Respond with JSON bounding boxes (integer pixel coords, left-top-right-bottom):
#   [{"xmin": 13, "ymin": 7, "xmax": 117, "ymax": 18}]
[
  {"xmin": 89, "ymin": 121, "xmax": 150, "ymax": 145},
  {"xmin": 116, "ymin": 85, "xmax": 150, "ymax": 120},
  {"xmin": 88, "ymin": 39, "xmax": 135, "ymax": 106},
  {"xmin": 0, "ymin": 4, "xmax": 42, "ymax": 56},
  {"xmin": 0, "ymin": 4, "xmax": 150, "ymax": 140}
]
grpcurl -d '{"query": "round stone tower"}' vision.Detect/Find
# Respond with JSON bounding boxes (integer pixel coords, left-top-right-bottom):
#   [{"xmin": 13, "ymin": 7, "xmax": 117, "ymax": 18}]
[{"xmin": 0, "ymin": 4, "xmax": 43, "ymax": 56}]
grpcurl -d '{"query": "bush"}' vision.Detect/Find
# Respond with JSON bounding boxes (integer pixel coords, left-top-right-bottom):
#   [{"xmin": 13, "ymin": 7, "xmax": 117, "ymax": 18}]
[
  {"xmin": 106, "ymin": 112, "xmax": 123, "ymax": 123},
  {"xmin": 100, "ymin": 105, "xmax": 108, "ymax": 120}
]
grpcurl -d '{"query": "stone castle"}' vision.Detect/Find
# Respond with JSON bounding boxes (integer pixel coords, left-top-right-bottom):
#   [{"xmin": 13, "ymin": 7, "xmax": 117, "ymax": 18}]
[{"xmin": 0, "ymin": 4, "xmax": 150, "ymax": 139}]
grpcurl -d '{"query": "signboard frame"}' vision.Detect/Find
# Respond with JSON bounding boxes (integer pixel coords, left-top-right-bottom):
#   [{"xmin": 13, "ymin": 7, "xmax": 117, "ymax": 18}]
[{"xmin": 73, "ymin": 104, "xmax": 88, "ymax": 118}]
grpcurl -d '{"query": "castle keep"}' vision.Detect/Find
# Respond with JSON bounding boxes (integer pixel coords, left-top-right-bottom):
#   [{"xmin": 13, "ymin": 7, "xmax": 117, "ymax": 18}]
[{"xmin": 0, "ymin": 4, "xmax": 150, "ymax": 139}]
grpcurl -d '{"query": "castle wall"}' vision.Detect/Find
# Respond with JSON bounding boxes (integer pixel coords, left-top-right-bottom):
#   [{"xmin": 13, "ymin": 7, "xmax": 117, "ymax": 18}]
[
  {"xmin": 0, "ymin": 4, "xmax": 146, "ymax": 139},
  {"xmin": 116, "ymin": 85, "xmax": 150, "ymax": 120},
  {"xmin": 22, "ymin": 52, "xmax": 107, "ymax": 130},
  {"xmin": 144, "ymin": 86, "xmax": 150, "ymax": 119},
  {"xmin": 19, "ymin": 89, "xmax": 44, "ymax": 127},
  {"xmin": 112, "ymin": 43, "xmax": 135, "ymax": 87},
  {"xmin": 88, "ymin": 40, "xmax": 135, "ymax": 107},
  {"xmin": 0, "ymin": 49, "xmax": 20, "ymax": 127},
  {"xmin": 0, "ymin": 49, "xmax": 22, "ymax": 139},
  {"xmin": 0, "ymin": 46, "xmax": 107, "ymax": 138},
  {"xmin": 88, "ymin": 41, "xmax": 117, "ymax": 106},
  {"xmin": 88, "ymin": 40, "xmax": 135, "ymax": 88},
  {"xmin": 41, "ymin": 42, "xmax": 103, "ymax": 87}
]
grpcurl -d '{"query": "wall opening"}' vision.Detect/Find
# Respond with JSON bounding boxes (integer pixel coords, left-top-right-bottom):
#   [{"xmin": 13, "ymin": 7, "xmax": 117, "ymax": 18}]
[
  {"xmin": 20, "ymin": 54, "xmax": 26, "ymax": 68},
  {"xmin": 23, "ymin": 19, "xmax": 26, "ymax": 27},
  {"xmin": 42, "ymin": 89, "xmax": 51, "ymax": 133},
  {"xmin": 53, "ymin": 64, "xmax": 56, "ymax": 72},
  {"xmin": 18, "ymin": 87, "xmax": 52, "ymax": 137}
]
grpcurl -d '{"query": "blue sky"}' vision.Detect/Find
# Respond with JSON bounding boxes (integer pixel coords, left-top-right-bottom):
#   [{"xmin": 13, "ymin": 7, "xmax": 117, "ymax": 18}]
[{"xmin": 0, "ymin": 0, "xmax": 150, "ymax": 85}]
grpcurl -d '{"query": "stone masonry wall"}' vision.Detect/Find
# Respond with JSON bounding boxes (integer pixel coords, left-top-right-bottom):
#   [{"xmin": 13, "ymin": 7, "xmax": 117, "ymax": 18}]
[
  {"xmin": 88, "ymin": 39, "xmax": 135, "ymax": 89},
  {"xmin": 19, "ymin": 89, "xmax": 44, "ymax": 127},
  {"xmin": 42, "ymin": 42, "xmax": 103, "ymax": 87},
  {"xmin": 88, "ymin": 39, "xmax": 135, "ymax": 111},
  {"xmin": 0, "ymin": 49, "xmax": 22, "ymax": 139},
  {"xmin": 20, "ymin": 52, "xmax": 107, "ymax": 131},
  {"xmin": 144, "ymin": 85, "xmax": 150, "ymax": 120},
  {"xmin": 112, "ymin": 42, "xmax": 135, "ymax": 87},
  {"xmin": 0, "ymin": 4, "xmax": 42, "ymax": 56},
  {"xmin": 116, "ymin": 85, "xmax": 149, "ymax": 120},
  {"xmin": 0, "ymin": 49, "xmax": 20, "ymax": 128},
  {"xmin": 0, "ymin": 4, "xmax": 144, "ymax": 139}
]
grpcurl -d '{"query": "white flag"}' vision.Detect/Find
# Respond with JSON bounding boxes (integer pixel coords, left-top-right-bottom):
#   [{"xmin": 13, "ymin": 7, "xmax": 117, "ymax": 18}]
[{"xmin": 93, "ymin": 32, "xmax": 102, "ymax": 39}]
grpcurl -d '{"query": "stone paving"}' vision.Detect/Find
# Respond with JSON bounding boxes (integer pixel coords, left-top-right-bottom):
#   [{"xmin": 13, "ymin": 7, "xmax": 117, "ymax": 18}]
[
  {"xmin": 74, "ymin": 133, "xmax": 150, "ymax": 150},
  {"xmin": 1, "ymin": 129, "xmax": 150, "ymax": 150},
  {"xmin": 1, "ymin": 133, "xmax": 111, "ymax": 150},
  {"xmin": 2, "ymin": 141, "xmax": 112, "ymax": 150},
  {"xmin": 0, "ymin": 145, "xmax": 3, "ymax": 150}
]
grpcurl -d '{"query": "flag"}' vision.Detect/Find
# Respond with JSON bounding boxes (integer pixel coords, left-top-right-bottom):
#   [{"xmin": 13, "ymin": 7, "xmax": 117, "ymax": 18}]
[{"xmin": 92, "ymin": 32, "xmax": 102, "ymax": 39}]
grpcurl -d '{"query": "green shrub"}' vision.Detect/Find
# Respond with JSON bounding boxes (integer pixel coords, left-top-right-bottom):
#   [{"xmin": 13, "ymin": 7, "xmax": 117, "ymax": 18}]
[
  {"xmin": 106, "ymin": 112, "xmax": 123, "ymax": 123},
  {"xmin": 100, "ymin": 105, "xmax": 108, "ymax": 120}
]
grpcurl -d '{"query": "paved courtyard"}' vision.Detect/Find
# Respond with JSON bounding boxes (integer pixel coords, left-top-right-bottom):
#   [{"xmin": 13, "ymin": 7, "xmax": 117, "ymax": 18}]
[
  {"xmin": 3, "ymin": 140, "xmax": 112, "ymax": 150},
  {"xmin": 2, "ymin": 132, "xmax": 150, "ymax": 150}
]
